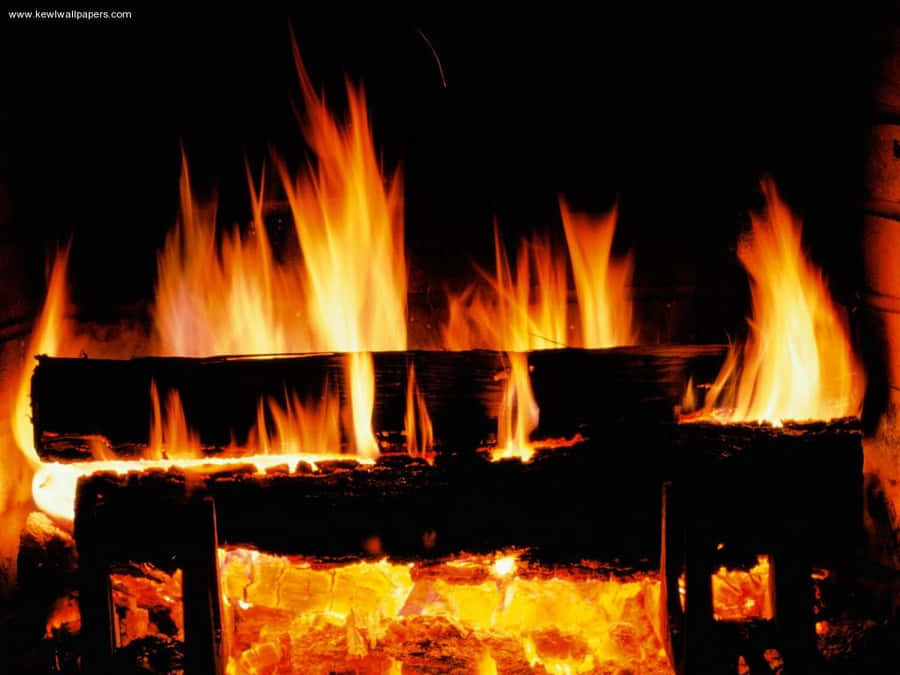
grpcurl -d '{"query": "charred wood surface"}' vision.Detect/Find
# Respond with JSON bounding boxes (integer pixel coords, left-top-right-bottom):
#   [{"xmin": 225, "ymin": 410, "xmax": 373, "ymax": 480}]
[
  {"xmin": 74, "ymin": 421, "xmax": 862, "ymax": 570},
  {"xmin": 32, "ymin": 346, "xmax": 726, "ymax": 461}
]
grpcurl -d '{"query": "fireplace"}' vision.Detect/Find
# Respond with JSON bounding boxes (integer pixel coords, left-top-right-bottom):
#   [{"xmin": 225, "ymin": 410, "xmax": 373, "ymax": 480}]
[{"xmin": 3, "ymin": 9, "xmax": 900, "ymax": 675}]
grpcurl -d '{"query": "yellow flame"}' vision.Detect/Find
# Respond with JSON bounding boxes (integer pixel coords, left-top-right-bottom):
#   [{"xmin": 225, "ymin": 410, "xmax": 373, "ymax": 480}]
[
  {"xmin": 687, "ymin": 178, "xmax": 864, "ymax": 423},
  {"xmin": 150, "ymin": 46, "xmax": 407, "ymax": 458},
  {"xmin": 249, "ymin": 387, "xmax": 341, "ymax": 457},
  {"xmin": 1, "ymin": 250, "xmax": 72, "ymax": 556},
  {"xmin": 13, "ymin": 249, "xmax": 71, "ymax": 466},
  {"xmin": 444, "ymin": 225, "xmax": 568, "ymax": 351},
  {"xmin": 149, "ymin": 381, "xmax": 201, "ymax": 460},
  {"xmin": 560, "ymin": 199, "xmax": 635, "ymax": 348},
  {"xmin": 494, "ymin": 353, "xmax": 539, "ymax": 461},
  {"xmin": 405, "ymin": 364, "xmax": 434, "ymax": 460}
]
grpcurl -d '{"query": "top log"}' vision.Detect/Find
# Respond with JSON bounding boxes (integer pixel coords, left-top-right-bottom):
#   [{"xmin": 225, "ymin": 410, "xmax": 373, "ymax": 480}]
[{"xmin": 31, "ymin": 346, "xmax": 726, "ymax": 462}]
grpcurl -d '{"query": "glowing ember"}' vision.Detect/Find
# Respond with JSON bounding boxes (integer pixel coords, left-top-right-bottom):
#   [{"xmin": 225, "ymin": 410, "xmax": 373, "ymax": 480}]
[
  {"xmin": 683, "ymin": 178, "xmax": 864, "ymax": 424},
  {"xmin": 31, "ymin": 454, "xmax": 376, "ymax": 523},
  {"xmin": 218, "ymin": 548, "xmax": 671, "ymax": 674},
  {"xmin": 711, "ymin": 555, "xmax": 773, "ymax": 621}
]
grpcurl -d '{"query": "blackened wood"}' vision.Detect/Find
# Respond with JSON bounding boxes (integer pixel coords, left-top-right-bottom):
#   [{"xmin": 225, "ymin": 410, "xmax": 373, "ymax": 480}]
[
  {"xmin": 673, "ymin": 419, "xmax": 863, "ymax": 566},
  {"xmin": 73, "ymin": 420, "xmax": 861, "ymax": 569},
  {"xmin": 74, "ymin": 487, "xmax": 118, "ymax": 674},
  {"xmin": 32, "ymin": 346, "xmax": 726, "ymax": 461},
  {"xmin": 182, "ymin": 498, "xmax": 225, "ymax": 675},
  {"xmin": 772, "ymin": 548, "xmax": 817, "ymax": 674}
]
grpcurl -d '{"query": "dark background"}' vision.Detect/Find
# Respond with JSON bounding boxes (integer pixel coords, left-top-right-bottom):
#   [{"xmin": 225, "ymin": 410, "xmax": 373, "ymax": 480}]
[{"xmin": 2, "ymin": 7, "xmax": 889, "ymax": 341}]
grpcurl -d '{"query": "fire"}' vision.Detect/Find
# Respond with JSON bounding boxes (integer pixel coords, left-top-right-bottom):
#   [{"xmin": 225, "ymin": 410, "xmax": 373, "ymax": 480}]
[
  {"xmin": 560, "ymin": 199, "xmax": 635, "ymax": 348},
  {"xmin": 404, "ymin": 364, "xmax": 434, "ymax": 460},
  {"xmin": 248, "ymin": 387, "xmax": 340, "ymax": 458},
  {"xmin": 711, "ymin": 555, "xmax": 773, "ymax": 621},
  {"xmin": 443, "ymin": 204, "xmax": 634, "ymax": 461},
  {"xmin": 217, "ymin": 548, "xmax": 671, "ymax": 674},
  {"xmin": 13, "ymin": 249, "xmax": 71, "ymax": 467},
  {"xmin": 1, "ymin": 250, "xmax": 73, "ymax": 559},
  {"xmin": 151, "ymin": 45, "xmax": 406, "ymax": 458},
  {"xmin": 685, "ymin": 178, "xmax": 864, "ymax": 423},
  {"xmin": 149, "ymin": 381, "xmax": 202, "ymax": 459},
  {"xmin": 494, "ymin": 353, "xmax": 540, "ymax": 461},
  {"xmin": 443, "ymin": 225, "xmax": 568, "ymax": 352}
]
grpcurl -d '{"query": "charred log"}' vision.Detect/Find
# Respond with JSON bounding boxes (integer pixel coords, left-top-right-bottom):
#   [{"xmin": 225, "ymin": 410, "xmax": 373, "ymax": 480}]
[{"xmin": 31, "ymin": 346, "xmax": 726, "ymax": 461}]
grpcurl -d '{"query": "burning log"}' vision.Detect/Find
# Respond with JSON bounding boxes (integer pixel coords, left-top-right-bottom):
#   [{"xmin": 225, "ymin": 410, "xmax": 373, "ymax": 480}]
[
  {"xmin": 664, "ymin": 419, "xmax": 863, "ymax": 674},
  {"xmin": 30, "ymin": 346, "xmax": 726, "ymax": 460}
]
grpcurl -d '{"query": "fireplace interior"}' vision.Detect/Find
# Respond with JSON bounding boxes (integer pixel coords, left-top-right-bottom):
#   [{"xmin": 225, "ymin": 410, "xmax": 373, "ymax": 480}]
[{"xmin": 3, "ymin": 8, "xmax": 900, "ymax": 675}]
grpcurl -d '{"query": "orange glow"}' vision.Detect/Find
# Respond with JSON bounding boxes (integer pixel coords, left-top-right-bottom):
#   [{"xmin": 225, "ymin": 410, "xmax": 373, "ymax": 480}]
[
  {"xmin": 247, "ymin": 387, "xmax": 341, "ymax": 458},
  {"xmin": 149, "ymin": 381, "xmax": 201, "ymax": 460},
  {"xmin": 560, "ymin": 199, "xmax": 635, "ymax": 348},
  {"xmin": 404, "ymin": 364, "xmax": 434, "ymax": 461},
  {"xmin": 494, "ymin": 352, "xmax": 540, "ymax": 461},
  {"xmin": 150, "ymin": 47, "xmax": 406, "ymax": 459},
  {"xmin": 711, "ymin": 555, "xmax": 772, "ymax": 621},
  {"xmin": 13, "ymin": 249, "xmax": 71, "ymax": 468},
  {"xmin": 219, "ymin": 548, "xmax": 672, "ymax": 674},
  {"xmin": 685, "ymin": 179, "xmax": 864, "ymax": 424},
  {"xmin": 1, "ymin": 250, "xmax": 74, "ymax": 558},
  {"xmin": 32, "ymin": 454, "xmax": 377, "ymax": 523},
  {"xmin": 443, "ymin": 225, "xmax": 568, "ymax": 351}
]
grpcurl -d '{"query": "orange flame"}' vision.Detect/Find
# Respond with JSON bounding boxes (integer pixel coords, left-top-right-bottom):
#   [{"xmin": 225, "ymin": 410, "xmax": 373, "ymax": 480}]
[
  {"xmin": 1, "ymin": 250, "xmax": 72, "ymax": 557},
  {"xmin": 494, "ymin": 353, "xmax": 539, "ymax": 461},
  {"xmin": 151, "ymin": 46, "xmax": 406, "ymax": 457},
  {"xmin": 149, "ymin": 381, "xmax": 201, "ymax": 460},
  {"xmin": 687, "ymin": 179, "xmax": 864, "ymax": 423},
  {"xmin": 13, "ymin": 249, "xmax": 71, "ymax": 467},
  {"xmin": 444, "ymin": 225, "xmax": 568, "ymax": 351},
  {"xmin": 404, "ymin": 364, "xmax": 434, "ymax": 460},
  {"xmin": 560, "ymin": 199, "xmax": 635, "ymax": 348},
  {"xmin": 248, "ymin": 387, "xmax": 341, "ymax": 457}
]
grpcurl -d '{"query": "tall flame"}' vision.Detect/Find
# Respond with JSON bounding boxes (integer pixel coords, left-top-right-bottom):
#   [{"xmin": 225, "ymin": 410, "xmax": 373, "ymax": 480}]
[
  {"xmin": 1, "ymin": 250, "xmax": 71, "ymax": 559},
  {"xmin": 560, "ymin": 199, "xmax": 635, "ymax": 348},
  {"xmin": 151, "ymin": 44, "xmax": 407, "ymax": 457},
  {"xmin": 13, "ymin": 249, "xmax": 71, "ymax": 466},
  {"xmin": 443, "ymin": 225, "xmax": 568, "ymax": 351},
  {"xmin": 404, "ymin": 364, "xmax": 434, "ymax": 460},
  {"xmin": 444, "ymin": 203, "xmax": 634, "ymax": 461},
  {"xmin": 494, "ymin": 353, "xmax": 540, "ymax": 461},
  {"xmin": 689, "ymin": 178, "xmax": 864, "ymax": 423},
  {"xmin": 149, "ymin": 381, "xmax": 201, "ymax": 460}
]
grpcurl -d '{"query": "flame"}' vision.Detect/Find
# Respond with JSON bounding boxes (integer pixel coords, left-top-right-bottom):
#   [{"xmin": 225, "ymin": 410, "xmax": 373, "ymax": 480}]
[
  {"xmin": 248, "ymin": 387, "xmax": 341, "ymax": 457},
  {"xmin": 494, "ymin": 353, "xmax": 540, "ymax": 461},
  {"xmin": 404, "ymin": 364, "xmax": 434, "ymax": 460},
  {"xmin": 149, "ymin": 381, "xmax": 201, "ymax": 460},
  {"xmin": 444, "ymin": 225, "xmax": 568, "ymax": 351},
  {"xmin": 1, "ymin": 250, "xmax": 72, "ymax": 559},
  {"xmin": 560, "ymin": 199, "xmax": 635, "ymax": 347},
  {"xmin": 13, "ymin": 249, "xmax": 71, "ymax": 467},
  {"xmin": 150, "ymin": 45, "xmax": 406, "ymax": 458},
  {"xmin": 687, "ymin": 178, "xmax": 864, "ymax": 423}
]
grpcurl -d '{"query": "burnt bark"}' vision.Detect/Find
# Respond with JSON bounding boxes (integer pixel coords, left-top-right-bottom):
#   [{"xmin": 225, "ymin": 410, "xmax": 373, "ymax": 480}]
[{"xmin": 31, "ymin": 346, "xmax": 726, "ymax": 461}]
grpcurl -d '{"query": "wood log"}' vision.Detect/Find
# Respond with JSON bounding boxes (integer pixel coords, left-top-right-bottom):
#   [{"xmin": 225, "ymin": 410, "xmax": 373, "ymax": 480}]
[
  {"xmin": 31, "ymin": 346, "xmax": 726, "ymax": 461},
  {"xmin": 73, "ymin": 420, "xmax": 861, "ymax": 568}
]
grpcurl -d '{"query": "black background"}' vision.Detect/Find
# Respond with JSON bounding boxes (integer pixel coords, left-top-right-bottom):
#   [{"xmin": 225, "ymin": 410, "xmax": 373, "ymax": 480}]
[{"xmin": 2, "ymin": 6, "xmax": 889, "ymax": 339}]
